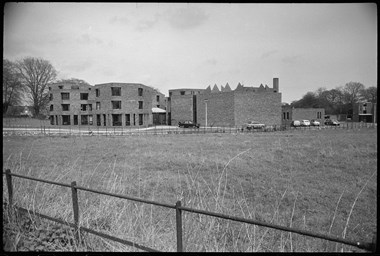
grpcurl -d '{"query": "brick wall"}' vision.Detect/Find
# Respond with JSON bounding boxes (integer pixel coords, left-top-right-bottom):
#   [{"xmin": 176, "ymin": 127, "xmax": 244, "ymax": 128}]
[
  {"xmin": 196, "ymin": 92, "xmax": 235, "ymax": 127},
  {"xmin": 291, "ymin": 108, "xmax": 325, "ymax": 123},
  {"xmin": 170, "ymin": 95, "xmax": 194, "ymax": 124},
  {"xmin": 234, "ymin": 91, "xmax": 282, "ymax": 127}
]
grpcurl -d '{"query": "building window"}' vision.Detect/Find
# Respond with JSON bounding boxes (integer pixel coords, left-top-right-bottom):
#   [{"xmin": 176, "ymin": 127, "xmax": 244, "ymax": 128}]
[
  {"xmin": 96, "ymin": 89, "xmax": 100, "ymax": 97},
  {"xmin": 138, "ymin": 101, "xmax": 143, "ymax": 109},
  {"xmin": 180, "ymin": 91, "xmax": 185, "ymax": 95},
  {"xmin": 112, "ymin": 114, "xmax": 122, "ymax": 126},
  {"xmin": 81, "ymin": 115, "xmax": 88, "ymax": 125},
  {"xmin": 62, "ymin": 104, "xmax": 70, "ymax": 111},
  {"xmin": 50, "ymin": 105, "xmax": 54, "ymax": 111},
  {"xmin": 112, "ymin": 101, "xmax": 121, "ymax": 109},
  {"xmin": 157, "ymin": 105, "xmax": 160, "ymax": 108},
  {"xmin": 283, "ymin": 112, "xmax": 286, "ymax": 120},
  {"xmin": 62, "ymin": 115, "xmax": 70, "ymax": 125},
  {"xmin": 126, "ymin": 114, "xmax": 130, "ymax": 126},
  {"xmin": 61, "ymin": 93, "xmax": 70, "ymax": 100},
  {"xmin": 286, "ymin": 112, "xmax": 289, "ymax": 120},
  {"xmin": 74, "ymin": 115, "xmax": 78, "ymax": 125},
  {"xmin": 58, "ymin": 85, "xmax": 63, "ymax": 89},
  {"xmin": 96, "ymin": 102, "xmax": 101, "ymax": 110},
  {"xmin": 88, "ymin": 115, "xmax": 93, "ymax": 125},
  {"xmin": 156, "ymin": 95, "xmax": 160, "ymax": 102},
  {"xmin": 169, "ymin": 92, "xmax": 172, "ymax": 97},
  {"xmin": 50, "ymin": 94, "xmax": 53, "ymax": 101},
  {"xmin": 111, "ymin": 87, "xmax": 121, "ymax": 96},
  {"xmin": 49, "ymin": 87, "xmax": 51, "ymax": 91},
  {"xmin": 81, "ymin": 104, "xmax": 87, "ymax": 111},
  {"xmin": 139, "ymin": 114, "xmax": 143, "ymax": 125},
  {"xmin": 96, "ymin": 114, "xmax": 101, "ymax": 126},
  {"xmin": 88, "ymin": 104, "xmax": 92, "ymax": 111},
  {"xmin": 80, "ymin": 93, "xmax": 89, "ymax": 100},
  {"xmin": 138, "ymin": 88, "xmax": 143, "ymax": 96}
]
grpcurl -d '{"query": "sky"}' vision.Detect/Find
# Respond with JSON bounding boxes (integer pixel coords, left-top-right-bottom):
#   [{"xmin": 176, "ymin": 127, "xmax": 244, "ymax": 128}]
[{"xmin": 3, "ymin": 3, "xmax": 377, "ymax": 103}]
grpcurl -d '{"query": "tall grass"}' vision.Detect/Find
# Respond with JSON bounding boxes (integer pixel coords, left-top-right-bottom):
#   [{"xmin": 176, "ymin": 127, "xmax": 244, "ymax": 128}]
[{"xmin": 3, "ymin": 128, "xmax": 377, "ymax": 252}]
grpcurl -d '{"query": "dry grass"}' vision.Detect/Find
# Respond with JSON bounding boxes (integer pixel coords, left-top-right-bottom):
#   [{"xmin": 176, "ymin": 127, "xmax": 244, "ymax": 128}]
[{"xmin": 2, "ymin": 127, "xmax": 377, "ymax": 252}]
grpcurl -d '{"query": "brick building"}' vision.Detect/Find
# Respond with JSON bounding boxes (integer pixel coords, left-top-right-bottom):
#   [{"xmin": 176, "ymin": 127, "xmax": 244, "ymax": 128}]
[
  {"xmin": 281, "ymin": 106, "xmax": 325, "ymax": 126},
  {"xmin": 48, "ymin": 81, "xmax": 166, "ymax": 127},
  {"xmin": 352, "ymin": 102, "xmax": 377, "ymax": 123},
  {"xmin": 168, "ymin": 78, "xmax": 282, "ymax": 127}
]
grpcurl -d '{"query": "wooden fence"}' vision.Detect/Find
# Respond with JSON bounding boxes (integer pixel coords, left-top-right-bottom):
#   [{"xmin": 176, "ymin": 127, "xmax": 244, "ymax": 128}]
[{"xmin": 3, "ymin": 169, "xmax": 377, "ymax": 252}]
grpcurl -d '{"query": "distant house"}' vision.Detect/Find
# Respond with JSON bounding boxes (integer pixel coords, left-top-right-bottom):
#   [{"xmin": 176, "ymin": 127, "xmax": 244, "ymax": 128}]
[
  {"xmin": 282, "ymin": 106, "xmax": 325, "ymax": 126},
  {"xmin": 352, "ymin": 102, "xmax": 377, "ymax": 123}
]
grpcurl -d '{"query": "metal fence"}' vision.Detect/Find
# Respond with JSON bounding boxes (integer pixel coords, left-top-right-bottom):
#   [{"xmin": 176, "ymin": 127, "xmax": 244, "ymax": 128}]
[
  {"xmin": 3, "ymin": 169, "xmax": 377, "ymax": 252},
  {"xmin": 2, "ymin": 122, "xmax": 377, "ymax": 137}
]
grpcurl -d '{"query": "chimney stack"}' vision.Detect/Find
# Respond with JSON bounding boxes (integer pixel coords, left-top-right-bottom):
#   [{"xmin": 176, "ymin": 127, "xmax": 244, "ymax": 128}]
[{"xmin": 273, "ymin": 78, "xmax": 279, "ymax": 92}]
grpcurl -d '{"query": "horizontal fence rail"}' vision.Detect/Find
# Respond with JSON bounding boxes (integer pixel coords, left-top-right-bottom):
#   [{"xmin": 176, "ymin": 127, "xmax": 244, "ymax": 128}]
[
  {"xmin": 2, "ymin": 169, "xmax": 377, "ymax": 252},
  {"xmin": 2, "ymin": 121, "xmax": 377, "ymax": 137}
]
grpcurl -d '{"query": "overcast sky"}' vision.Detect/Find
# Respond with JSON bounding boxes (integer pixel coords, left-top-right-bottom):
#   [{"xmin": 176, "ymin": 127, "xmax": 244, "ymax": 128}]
[{"xmin": 3, "ymin": 3, "xmax": 377, "ymax": 103}]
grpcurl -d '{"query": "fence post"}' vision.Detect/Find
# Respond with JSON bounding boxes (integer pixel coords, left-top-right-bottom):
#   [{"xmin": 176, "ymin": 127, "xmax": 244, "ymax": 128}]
[
  {"xmin": 175, "ymin": 201, "xmax": 183, "ymax": 252},
  {"xmin": 71, "ymin": 181, "xmax": 80, "ymax": 243},
  {"xmin": 5, "ymin": 169, "xmax": 13, "ymax": 209}
]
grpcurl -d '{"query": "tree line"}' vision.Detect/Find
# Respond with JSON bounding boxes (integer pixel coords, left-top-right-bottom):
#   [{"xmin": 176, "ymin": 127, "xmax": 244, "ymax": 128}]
[
  {"xmin": 3, "ymin": 56, "xmax": 377, "ymax": 118},
  {"xmin": 289, "ymin": 83, "xmax": 377, "ymax": 116},
  {"xmin": 3, "ymin": 57, "xmax": 90, "ymax": 117}
]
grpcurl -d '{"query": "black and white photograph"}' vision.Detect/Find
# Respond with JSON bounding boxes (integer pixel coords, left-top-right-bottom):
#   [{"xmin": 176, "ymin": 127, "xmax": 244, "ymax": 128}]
[{"xmin": 3, "ymin": 2, "xmax": 377, "ymax": 252}]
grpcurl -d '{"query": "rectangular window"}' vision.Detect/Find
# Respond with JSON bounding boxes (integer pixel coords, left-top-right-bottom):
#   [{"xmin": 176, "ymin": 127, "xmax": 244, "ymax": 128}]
[
  {"xmin": 62, "ymin": 104, "xmax": 70, "ymax": 111},
  {"xmin": 81, "ymin": 115, "xmax": 88, "ymax": 125},
  {"xmin": 50, "ymin": 105, "xmax": 54, "ymax": 111},
  {"xmin": 96, "ymin": 114, "xmax": 101, "ymax": 126},
  {"xmin": 74, "ymin": 115, "xmax": 78, "ymax": 125},
  {"xmin": 50, "ymin": 94, "xmax": 53, "ymax": 101},
  {"xmin": 50, "ymin": 116, "xmax": 54, "ymax": 125},
  {"xmin": 81, "ymin": 104, "xmax": 87, "ymax": 111},
  {"xmin": 111, "ymin": 87, "xmax": 121, "ymax": 96},
  {"xmin": 180, "ymin": 91, "xmax": 185, "ymax": 95},
  {"xmin": 126, "ymin": 114, "xmax": 130, "ymax": 126},
  {"xmin": 96, "ymin": 89, "xmax": 100, "ymax": 97},
  {"xmin": 61, "ymin": 93, "xmax": 70, "ymax": 100},
  {"xmin": 62, "ymin": 115, "xmax": 70, "ymax": 125},
  {"xmin": 88, "ymin": 104, "xmax": 92, "ymax": 111},
  {"xmin": 58, "ymin": 85, "xmax": 63, "ymax": 89},
  {"xmin": 139, "ymin": 114, "xmax": 143, "ymax": 125},
  {"xmin": 138, "ymin": 88, "xmax": 143, "ymax": 96},
  {"xmin": 112, "ymin": 114, "xmax": 122, "ymax": 126},
  {"xmin": 156, "ymin": 95, "xmax": 160, "ymax": 102},
  {"xmin": 88, "ymin": 115, "xmax": 93, "ymax": 125},
  {"xmin": 283, "ymin": 112, "xmax": 286, "ymax": 120},
  {"xmin": 80, "ymin": 93, "xmax": 89, "ymax": 100},
  {"xmin": 103, "ymin": 114, "xmax": 106, "ymax": 126},
  {"xmin": 96, "ymin": 102, "xmax": 101, "ymax": 110},
  {"xmin": 138, "ymin": 101, "xmax": 143, "ymax": 109},
  {"xmin": 286, "ymin": 112, "xmax": 289, "ymax": 120},
  {"xmin": 112, "ymin": 101, "xmax": 121, "ymax": 109}
]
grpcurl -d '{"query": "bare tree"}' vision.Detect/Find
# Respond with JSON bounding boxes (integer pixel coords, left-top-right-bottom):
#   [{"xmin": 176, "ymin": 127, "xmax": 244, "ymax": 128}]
[
  {"xmin": 16, "ymin": 57, "xmax": 57, "ymax": 117},
  {"xmin": 360, "ymin": 86, "xmax": 377, "ymax": 103},
  {"xmin": 3, "ymin": 59, "xmax": 25, "ymax": 114},
  {"xmin": 343, "ymin": 82, "xmax": 365, "ymax": 106}
]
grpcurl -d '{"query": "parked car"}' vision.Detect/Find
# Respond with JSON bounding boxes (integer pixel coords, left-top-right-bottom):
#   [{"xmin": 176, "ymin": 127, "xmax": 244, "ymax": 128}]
[
  {"xmin": 178, "ymin": 120, "xmax": 200, "ymax": 128},
  {"xmin": 310, "ymin": 119, "xmax": 320, "ymax": 126},
  {"xmin": 291, "ymin": 120, "xmax": 301, "ymax": 127},
  {"xmin": 325, "ymin": 119, "xmax": 340, "ymax": 126},
  {"xmin": 243, "ymin": 121, "xmax": 266, "ymax": 130},
  {"xmin": 300, "ymin": 120, "xmax": 311, "ymax": 126}
]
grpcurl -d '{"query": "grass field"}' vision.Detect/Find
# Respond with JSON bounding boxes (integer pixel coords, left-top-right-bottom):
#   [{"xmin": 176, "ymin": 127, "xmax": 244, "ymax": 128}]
[{"xmin": 2, "ymin": 128, "xmax": 377, "ymax": 252}]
